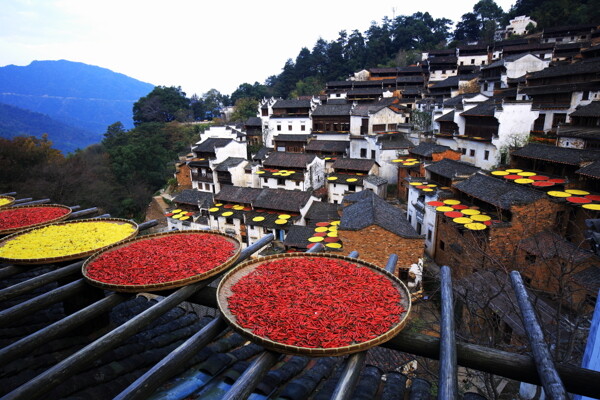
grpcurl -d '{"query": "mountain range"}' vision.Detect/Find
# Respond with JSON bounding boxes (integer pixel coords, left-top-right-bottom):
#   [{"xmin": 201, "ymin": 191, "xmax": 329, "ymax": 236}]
[{"xmin": 0, "ymin": 60, "xmax": 155, "ymax": 153}]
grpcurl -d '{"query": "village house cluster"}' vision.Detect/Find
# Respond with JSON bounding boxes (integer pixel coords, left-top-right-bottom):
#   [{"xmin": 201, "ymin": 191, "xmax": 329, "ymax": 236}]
[{"xmin": 159, "ymin": 22, "xmax": 600, "ymax": 347}]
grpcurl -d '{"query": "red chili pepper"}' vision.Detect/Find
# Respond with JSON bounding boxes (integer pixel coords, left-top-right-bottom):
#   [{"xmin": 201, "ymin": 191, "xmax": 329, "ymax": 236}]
[
  {"xmin": 0, "ymin": 206, "xmax": 70, "ymax": 230},
  {"xmin": 85, "ymin": 233, "xmax": 235, "ymax": 285},
  {"xmin": 228, "ymin": 257, "xmax": 405, "ymax": 348}
]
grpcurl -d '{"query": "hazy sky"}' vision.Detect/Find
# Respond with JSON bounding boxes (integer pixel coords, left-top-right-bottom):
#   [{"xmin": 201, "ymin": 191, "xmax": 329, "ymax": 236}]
[{"xmin": 0, "ymin": 0, "xmax": 516, "ymax": 97}]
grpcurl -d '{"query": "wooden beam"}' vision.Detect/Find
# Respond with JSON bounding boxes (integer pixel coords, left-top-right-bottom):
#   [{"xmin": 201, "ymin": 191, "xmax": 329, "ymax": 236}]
[
  {"xmin": 510, "ymin": 271, "xmax": 568, "ymax": 399},
  {"xmin": 439, "ymin": 266, "xmax": 458, "ymax": 399}
]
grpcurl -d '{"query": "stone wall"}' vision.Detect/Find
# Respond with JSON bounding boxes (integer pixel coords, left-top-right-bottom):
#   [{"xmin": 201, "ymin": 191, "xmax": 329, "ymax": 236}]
[{"xmin": 338, "ymin": 225, "xmax": 424, "ymax": 276}]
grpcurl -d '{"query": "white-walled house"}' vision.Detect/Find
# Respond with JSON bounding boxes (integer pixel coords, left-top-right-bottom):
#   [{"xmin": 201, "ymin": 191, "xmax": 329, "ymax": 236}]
[
  {"xmin": 480, "ymin": 54, "xmax": 549, "ymax": 96},
  {"xmin": 326, "ymin": 158, "xmax": 383, "ymax": 203},
  {"xmin": 519, "ymin": 59, "xmax": 600, "ymax": 135},
  {"xmin": 199, "ymin": 125, "xmax": 246, "ymax": 143},
  {"xmin": 212, "ymin": 157, "xmax": 248, "ymax": 194},
  {"xmin": 404, "ymin": 159, "xmax": 479, "ymax": 256},
  {"xmin": 349, "ymin": 99, "xmax": 410, "ymax": 136},
  {"xmin": 435, "ymin": 99, "xmax": 539, "ymax": 170},
  {"xmin": 349, "ymin": 133, "xmax": 414, "ymax": 185},
  {"xmin": 258, "ymin": 98, "xmax": 321, "ymax": 148},
  {"xmin": 189, "ymin": 138, "xmax": 247, "ymax": 193},
  {"xmin": 258, "ymin": 152, "xmax": 325, "ymax": 191},
  {"xmin": 457, "ymin": 44, "xmax": 489, "ymax": 67},
  {"xmin": 208, "ymin": 186, "xmax": 318, "ymax": 247}
]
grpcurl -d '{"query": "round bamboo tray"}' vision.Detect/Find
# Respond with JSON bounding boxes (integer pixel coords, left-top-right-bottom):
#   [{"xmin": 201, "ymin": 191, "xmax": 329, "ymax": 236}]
[
  {"xmin": 0, "ymin": 196, "xmax": 15, "ymax": 209},
  {"xmin": 0, "ymin": 204, "xmax": 72, "ymax": 235},
  {"xmin": 82, "ymin": 230, "xmax": 241, "ymax": 293},
  {"xmin": 217, "ymin": 253, "xmax": 411, "ymax": 357},
  {"xmin": 0, "ymin": 218, "xmax": 138, "ymax": 265}
]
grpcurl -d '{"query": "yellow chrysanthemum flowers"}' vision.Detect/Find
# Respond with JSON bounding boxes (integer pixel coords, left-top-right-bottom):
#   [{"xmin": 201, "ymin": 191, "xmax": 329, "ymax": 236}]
[{"xmin": 0, "ymin": 221, "xmax": 137, "ymax": 260}]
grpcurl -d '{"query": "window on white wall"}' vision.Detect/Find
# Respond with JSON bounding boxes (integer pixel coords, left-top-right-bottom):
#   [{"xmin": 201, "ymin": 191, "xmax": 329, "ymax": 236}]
[{"xmin": 470, "ymin": 149, "xmax": 475, "ymax": 157}]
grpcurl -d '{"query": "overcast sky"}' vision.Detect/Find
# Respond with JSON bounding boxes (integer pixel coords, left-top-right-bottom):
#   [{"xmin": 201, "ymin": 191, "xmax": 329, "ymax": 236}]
[{"xmin": 1, "ymin": 0, "xmax": 516, "ymax": 97}]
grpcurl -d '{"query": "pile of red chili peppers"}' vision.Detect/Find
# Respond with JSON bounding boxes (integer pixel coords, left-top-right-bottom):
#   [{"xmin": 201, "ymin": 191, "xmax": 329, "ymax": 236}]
[
  {"xmin": 85, "ymin": 233, "xmax": 236, "ymax": 285},
  {"xmin": 0, "ymin": 206, "xmax": 70, "ymax": 230},
  {"xmin": 228, "ymin": 257, "xmax": 405, "ymax": 348}
]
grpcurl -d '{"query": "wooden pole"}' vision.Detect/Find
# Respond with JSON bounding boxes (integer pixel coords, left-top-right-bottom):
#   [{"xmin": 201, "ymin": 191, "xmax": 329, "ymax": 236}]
[
  {"xmin": 439, "ymin": 266, "xmax": 458, "ymax": 399},
  {"xmin": 510, "ymin": 271, "xmax": 568, "ymax": 400}
]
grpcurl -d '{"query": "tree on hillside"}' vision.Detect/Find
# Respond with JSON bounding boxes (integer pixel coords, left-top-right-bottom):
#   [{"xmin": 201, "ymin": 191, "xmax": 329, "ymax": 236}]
[
  {"xmin": 229, "ymin": 98, "xmax": 259, "ymax": 123},
  {"xmin": 454, "ymin": 0, "xmax": 505, "ymax": 43},
  {"xmin": 506, "ymin": 0, "xmax": 600, "ymax": 28},
  {"xmin": 391, "ymin": 12, "xmax": 452, "ymax": 51},
  {"xmin": 190, "ymin": 89, "xmax": 229, "ymax": 120},
  {"xmin": 290, "ymin": 76, "xmax": 325, "ymax": 98},
  {"xmin": 132, "ymin": 86, "xmax": 191, "ymax": 125},
  {"xmin": 230, "ymin": 82, "xmax": 271, "ymax": 104}
]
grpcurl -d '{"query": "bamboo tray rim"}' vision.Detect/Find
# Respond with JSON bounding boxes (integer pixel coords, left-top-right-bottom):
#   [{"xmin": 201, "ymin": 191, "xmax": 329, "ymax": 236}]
[
  {"xmin": 82, "ymin": 230, "xmax": 241, "ymax": 293},
  {"xmin": 0, "ymin": 218, "xmax": 138, "ymax": 265},
  {"xmin": 217, "ymin": 253, "xmax": 412, "ymax": 357},
  {"xmin": 0, "ymin": 204, "xmax": 72, "ymax": 235},
  {"xmin": 0, "ymin": 196, "xmax": 15, "ymax": 209}
]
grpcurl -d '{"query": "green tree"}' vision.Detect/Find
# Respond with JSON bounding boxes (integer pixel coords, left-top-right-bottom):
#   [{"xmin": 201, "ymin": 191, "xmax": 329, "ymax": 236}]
[
  {"xmin": 229, "ymin": 98, "xmax": 259, "ymax": 122},
  {"xmin": 132, "ymin": 86, "xmax": 190, "ymax": 125},
  {"xmin": 230, "ymin": 82, "xmax": 271, "ymax": 104},
  {"xmin": 290, "ymin": 76, "xmax": 325, "ymax": 98},
  {"xmin": 455, "ymin": 0, "xmax": 505, "ymax": 43}
]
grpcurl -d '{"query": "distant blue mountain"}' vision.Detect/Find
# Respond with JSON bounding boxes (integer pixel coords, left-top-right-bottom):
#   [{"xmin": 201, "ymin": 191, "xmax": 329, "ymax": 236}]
[
  {"xmin": 0, "ymin": 60, "xmax": 155, "ymax": 140},
  {"xmin": 0, "ymin": 102, "xmax": 98, "ymax": 154}
]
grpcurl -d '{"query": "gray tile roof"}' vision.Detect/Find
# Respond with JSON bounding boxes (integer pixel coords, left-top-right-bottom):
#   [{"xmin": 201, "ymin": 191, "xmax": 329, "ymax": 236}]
[
  {"xmin": 570, "ymin": 101, "xmax": 600, "ymax": 117},
  {"xmin": 511, "ymin": 143, "xmax": 600, "ymax": 165},
  {"xmin": 332, "ymin": 158, "xmax": 377, "ymax": 172},
  {"xmin": 272, "ymin": 99, "xmax": 311, "ymax": 109},
  {"xmin": 576, "ymin": 160, "xmax": 600, "ymax": 178},
  {"xmin": 572, "ymin": 266, "xmax": 600, "ymax": 292},
  {"xmin": 435, "ymin": 110, "xmax": 455, "ymax": 123},
  {"xmin": 365, "ymin": 175, "xmax": 388, "ymax": 186},
  {"xmin": 343, "ymin": 189, "xmax": 380, "ymax": 204},
  {"xmin": 253, "ymin": 189, "xmax": 313, "ymax": 213},
  {"xmin": 481, "ymin": 53, "xmax": 536, "ymax": 70},
  {"xmin": 263, "ymin": 152, "xmax": 316, "ymax": 168},
  {"xmin": 556, "ymin": 126, "xmax": 600, "ymax": 139},
  {"xmin": 455, "ymin": 270, "xmax": 571, "ymax": 340},
  {"xmin": 305, "ymin": 140, "xmax": 349, "ymax": 153},
  {"xmin": 460, "ymin": 101, "xmax": 499, "ymax": 117},
  {"xmin": 377, "ymin": 134, "xmax": 415, "ymax": 150},
  {"xmin": 347, "ymin": 88, "xmax": 386, "ymax": 96},
  {"xmin": 453, "ymin": 172, "xmax": 545, "ymax": 209},
  {"xmin": 245, "ymin": 117, "xmax": 262, "ymax": 126},
  {"xmin": 429, "ymin": 76, "xmax": 460, "ymax": 89},
  {"xmin": 173, "ymin": 189, "xmax": 214, "ymax": 208},
  {"xmin": 252, "ymin": 146, "xmax": 273, "ymax": 161},
  {"xmin": 352, "ymin": 103, "xmax": 393, "ymax": 117},
  {"xmin": 442, "ymin": 93, "xmax": 485, "ymax": 108},
  {"xmin": 340, "ymin": 191, "xmax": 421, "ymax": 238},
  {"xmin": 527, "ymin": 59, "xmax": 600, "ymax": 80},
  {"xmin": 519, "ymin": 81, "xmax": 598, "ymax": 95},
  {"xmin": 214, "ymin": 157, "xmax": 246, "ymax": 172},
  {"xmin": 273, "ymin": 134, "xmax": 311, "ymax": 143},
  {"xmin": 283, "ymin": 225, "xmax": 315, "ymax": 249},
  {"xmin": 311, "ymin": 104, "xmax": 353, "ymax": 116},
  {"xmin": 193, "ymin": 138, "xmax": 233, "ymax": 153},
  {"xmin": 426, "ymin": 158, "xmax": 479, "ymax": 179},
  {"xmin": 411, "ymin": 142, "xmax": 451, "ymax": 157},
  {"xmin": 215, "ymin": 186, "xmax": 263, "ymax": 204},
  {"xmin": 305, "ymin": 201, "xmax": 341, "ymax": 222},
  {"xmin": 518, "ymin": 231, "xmax": 597, "ymax": 263}
]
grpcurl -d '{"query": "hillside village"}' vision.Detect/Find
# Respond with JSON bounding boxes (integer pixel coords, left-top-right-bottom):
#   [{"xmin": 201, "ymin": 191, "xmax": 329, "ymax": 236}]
[
  {"xmin": 2, "ymin": 15, "xmax": 600, "ymax": 400},
  {"xmin": 161, "ymin": 20, "xmax": 600, "ymax": 326}
]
